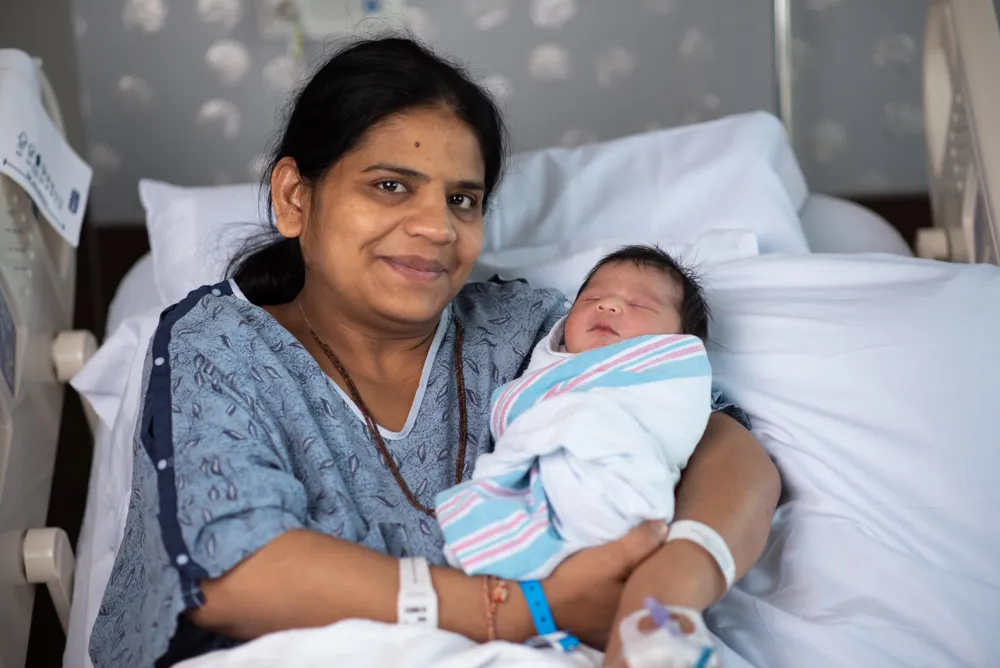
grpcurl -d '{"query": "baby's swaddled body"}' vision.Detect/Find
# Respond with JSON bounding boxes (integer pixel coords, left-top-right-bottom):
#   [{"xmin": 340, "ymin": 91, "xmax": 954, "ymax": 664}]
[{"xmin": 436, "ymin": 318, "xmax": 712, "ymax": 579}]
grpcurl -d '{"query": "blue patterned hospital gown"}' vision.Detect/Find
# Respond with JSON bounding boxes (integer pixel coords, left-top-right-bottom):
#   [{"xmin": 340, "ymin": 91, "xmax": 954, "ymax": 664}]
[{"xmin": 89, "ymin": 277, "xmax": 750, "ymax": 667}]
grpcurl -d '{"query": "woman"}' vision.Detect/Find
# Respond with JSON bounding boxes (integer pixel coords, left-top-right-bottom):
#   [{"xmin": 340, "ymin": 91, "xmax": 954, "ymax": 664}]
[{"xmin": 90, "ymin": 38, "xmax": 780, "ymax": 667}]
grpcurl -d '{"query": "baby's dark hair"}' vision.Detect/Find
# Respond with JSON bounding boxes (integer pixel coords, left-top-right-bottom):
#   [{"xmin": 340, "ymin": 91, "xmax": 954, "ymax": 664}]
[{"xmin": 577, "ymin": 244, "xmax": 710, "ymax": 341}]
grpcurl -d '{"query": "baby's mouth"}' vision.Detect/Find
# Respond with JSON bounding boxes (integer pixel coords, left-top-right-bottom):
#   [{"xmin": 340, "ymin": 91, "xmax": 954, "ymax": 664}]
[{"xmin": 589, "ymin": 323, "xmax": 619, "ymax": 336}]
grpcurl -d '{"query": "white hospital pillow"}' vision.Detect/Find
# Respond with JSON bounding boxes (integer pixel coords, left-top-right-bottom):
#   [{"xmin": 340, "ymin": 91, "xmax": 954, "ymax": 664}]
[
  {"xmin": 141, "ymin": 112, "xmax": 808, "ymax": 305},
  {"xmin": 703, "ymin": 253, "xmax": 1000, "ymax": 668},
  {"xmin": 486, "ymin": 111, "xmax": 809, "ymax": 255},
  {"xmin": 105, "ymin": 252, "xmax": 156, "ymax": 337},
  {"xmin": 471, "ymin": 230, "xmax": 759, "ymax": 298},
  {"xmin": 139, "ymin": 179, "xmax": 264, "ymax": 305}
]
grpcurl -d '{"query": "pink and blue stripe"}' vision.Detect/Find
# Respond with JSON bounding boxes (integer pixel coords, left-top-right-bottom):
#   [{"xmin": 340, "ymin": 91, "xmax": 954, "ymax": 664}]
[{"xmin": 491, "ymin": 335, "xmax": 710, "ymax": 439}]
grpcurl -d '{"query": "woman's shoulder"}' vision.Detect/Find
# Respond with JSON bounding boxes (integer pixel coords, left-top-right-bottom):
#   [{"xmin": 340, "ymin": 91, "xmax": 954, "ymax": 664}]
[
  {"xmin": 453, "ymin": 278, "xmax": 569, "ymax": 328},
  {"xmin": 152, "ymin": 280, "xmax": 284, "ymax": 369}
]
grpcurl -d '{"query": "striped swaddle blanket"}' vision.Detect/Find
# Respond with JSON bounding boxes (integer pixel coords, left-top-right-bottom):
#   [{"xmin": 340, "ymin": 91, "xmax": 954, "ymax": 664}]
[{"xmin": 435, "ymin": 323, "xmax": 712, "ymax": 580}]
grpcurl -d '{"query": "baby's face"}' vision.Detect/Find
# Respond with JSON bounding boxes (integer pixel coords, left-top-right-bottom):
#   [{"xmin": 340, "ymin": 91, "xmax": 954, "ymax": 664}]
[{"xmin": 564, "ymin": 262, "xmax": 684, "ymax": 354}]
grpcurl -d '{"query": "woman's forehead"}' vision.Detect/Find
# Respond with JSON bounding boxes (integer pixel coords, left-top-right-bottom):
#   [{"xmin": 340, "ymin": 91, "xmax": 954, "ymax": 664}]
[{"xmin": 345, "ymin": 107, "xmax": 485, "ymax": 178}]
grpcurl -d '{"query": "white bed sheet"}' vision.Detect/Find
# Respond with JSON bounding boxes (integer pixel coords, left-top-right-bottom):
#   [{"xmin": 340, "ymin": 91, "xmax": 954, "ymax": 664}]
[
  {"xmin": 66, "ymin": 254, "xmax": 158, "ymax": 668},
  {"xmin": 63, "ymin": 197, "xmax": 909, "ymax": 668}
]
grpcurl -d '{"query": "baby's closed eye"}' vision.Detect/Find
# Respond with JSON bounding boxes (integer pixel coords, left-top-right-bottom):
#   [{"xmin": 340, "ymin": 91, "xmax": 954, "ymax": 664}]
[{"xmin": 628, "ymin": 301, "xmax": 656, "ymax": 312}]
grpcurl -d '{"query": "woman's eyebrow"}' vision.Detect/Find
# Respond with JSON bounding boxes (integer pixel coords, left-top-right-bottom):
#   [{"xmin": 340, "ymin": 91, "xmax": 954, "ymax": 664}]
[
  {"xmin": 363, "ymin": 163, "xmax": 485, "ymax": 191},
  {"xmin": 363, "ymin": 163, "xmax": 429, "ymax": 181}
]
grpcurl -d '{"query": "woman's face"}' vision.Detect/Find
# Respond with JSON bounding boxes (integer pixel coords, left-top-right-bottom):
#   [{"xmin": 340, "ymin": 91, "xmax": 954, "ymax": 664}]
[{"xmin": 274, "ymin": 106, "xmax": 486, "ymax": 327}]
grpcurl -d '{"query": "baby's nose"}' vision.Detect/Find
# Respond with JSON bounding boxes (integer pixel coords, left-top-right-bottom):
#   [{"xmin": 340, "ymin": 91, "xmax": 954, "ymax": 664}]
[{"xmin": 596, "ymin": 298, "xmax": 622, "ymax": 313}]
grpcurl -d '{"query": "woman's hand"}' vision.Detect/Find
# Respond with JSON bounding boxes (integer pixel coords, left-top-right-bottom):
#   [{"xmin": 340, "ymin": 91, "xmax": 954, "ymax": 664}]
[{"xmin": 542, "ymin": 520, "xmax": 668, "ymax": 649}]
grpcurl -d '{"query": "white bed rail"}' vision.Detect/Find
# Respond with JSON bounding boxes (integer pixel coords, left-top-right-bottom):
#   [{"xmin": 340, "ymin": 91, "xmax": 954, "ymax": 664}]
[
  {"xmin": 0, "ymin": 52, "xmax": 94, "ymax": 668},
  {"xmin": 918, "ymin": 0, "xmax": 1000, "ymax": 265}
]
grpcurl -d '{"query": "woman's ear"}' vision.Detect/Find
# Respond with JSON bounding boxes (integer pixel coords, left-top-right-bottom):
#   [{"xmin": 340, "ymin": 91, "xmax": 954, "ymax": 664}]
[{"xmin": 272, "ymin": 157, "xmax": 307, "ymax": 239}]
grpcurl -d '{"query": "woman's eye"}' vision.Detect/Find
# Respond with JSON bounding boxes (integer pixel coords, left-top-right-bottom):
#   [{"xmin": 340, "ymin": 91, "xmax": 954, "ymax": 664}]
[
  {"xmin": 449, "ymin": 193, "xmax": 477, "ymax": 210},
  {"xmin": 376, "ymin": 180, "xmax": 408, "ymax": 194}
]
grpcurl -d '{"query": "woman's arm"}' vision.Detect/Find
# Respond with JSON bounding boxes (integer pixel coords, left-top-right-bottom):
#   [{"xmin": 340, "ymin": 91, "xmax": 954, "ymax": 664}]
[
  {"xmin": 604, "ymin": 412, "xmax": 780, "ymax": 656},
  {"xmin": 188, "ymin": 529, "xmax": 534, "ymax": 643},
  {"xmin": 189, "ymin": 521, "xmax": 667, "ymax": 648}
]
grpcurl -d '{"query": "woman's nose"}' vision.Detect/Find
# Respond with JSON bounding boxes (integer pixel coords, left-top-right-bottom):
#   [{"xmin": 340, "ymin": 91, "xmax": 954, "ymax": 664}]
[{"xmin": 405, "ymin": 196, "xmax": 457, "ymax": 244}]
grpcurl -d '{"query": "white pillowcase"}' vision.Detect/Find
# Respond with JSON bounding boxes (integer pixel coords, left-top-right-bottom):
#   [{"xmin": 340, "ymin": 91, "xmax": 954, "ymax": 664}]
[
  {"xmin": 700, "ymin": 253, "xmax": 1000, "ymax": 668},
  {"xmin": 486, "ymin": 111, "xmax": 809, "ymax": 255},
  {"xmin": 139, "ymin": 180, "xmax": 263, "ymax": 306},
  {"xmin": 141, "ymin": 112, "xmax": 808, "ymax": 306}
]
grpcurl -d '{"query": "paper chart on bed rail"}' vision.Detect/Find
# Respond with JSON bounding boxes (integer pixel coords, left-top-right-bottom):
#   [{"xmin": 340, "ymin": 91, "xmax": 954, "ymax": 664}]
[{"xmin": 0, "ymin": 49, "xmax": 91, "ymax": 248}]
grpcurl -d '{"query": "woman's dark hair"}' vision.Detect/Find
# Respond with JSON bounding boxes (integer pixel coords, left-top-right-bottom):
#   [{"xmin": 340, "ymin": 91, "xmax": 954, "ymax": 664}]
[
  {"xmin": 228, "ymin": 37, "xmax": 509, "ymax": 305},
  {"xmin": 578, "ymin": 245, "xmax": 711, "ymax": 341}
]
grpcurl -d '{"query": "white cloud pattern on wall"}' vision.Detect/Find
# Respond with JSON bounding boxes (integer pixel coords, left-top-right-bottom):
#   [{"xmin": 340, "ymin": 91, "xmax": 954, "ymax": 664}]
[
  {"xmin": 642, "ymin": 0, "xmax": 676, "ymax": 15},
  {"xmin": 812, "ymin": 119, "xmax": 847, "ymax": 163},
  {"xmin": 263, "ymin": 54, "xmax": 303, "ymax": 93},
  {"xmin": 75, "ymin": 17, "xmax": 88, "ymax": 39},
  {"xmin": 792, "ymin": 38, "xmax": 813, "ymax": 83},
  {"xmin": 679, "ymin": 28, "xmax": 714, "ymax": 66},
  {"xmin": 559, "ymin": 128, "xmax": 598, "ymax": 148},
  {"xmin": 595, "ymin": 46, "xmax": 636, "ymax": 88},
  {"xmin": 248, "ymin": 153, "xmax": 269, "ymax": 180},
  {"xmin": 405, "ymin": 7, "xmax": 434, "ymax": 41},
  {"xmin": 874, "ymin": 34, "xmax": 918, "ymax": 69},
  {"xmin": 680, "ymin": 94, "xmax": 721, "ymax": 126},
  {"xmin": 464, "ymin": 0, "xmax": 511, "ymax": 31},
  {"xmin": 528, "ymin": 44, "xmax": 571, "ymax": 81},
  {"xmin": 531, "ymin": 0, "xmax": 577, "ymax": 29},
  {"xmin": 206, "ymin": 40, "xmax": 252, "ymax": 85},
  {"xmin": 116, "ymin": 75, "xmax": 154, "ymax": 111},
  {"xmin": 884, "ymin": 101, "xmax": 924, "ymax": 135},
  {"xmin": 88, "ymin": 143, "xmax": 123, "ymax": 185},
  {"xmin": 122, "ymin": 0, "xmax": 168, "ymax": 33},
  {"xmin": 197, "ymin": 99, "xmax": 242, "ymax": 139},
  {"xmin": 197, "ymin": 0, "xmax": 243, "ymax": 32},
  {"xmin": 480, "ymin": 74, "xmax": 513, "ymax": 105},
  {"xmin": 210, "ymin": 169, "xmax": 235, "ymax": 186}
]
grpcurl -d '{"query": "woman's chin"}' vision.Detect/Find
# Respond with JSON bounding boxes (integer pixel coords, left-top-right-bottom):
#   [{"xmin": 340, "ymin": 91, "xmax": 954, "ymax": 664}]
[{"xmin": 372, "ymin": 291, "xmax": 454, "ymax": 326}]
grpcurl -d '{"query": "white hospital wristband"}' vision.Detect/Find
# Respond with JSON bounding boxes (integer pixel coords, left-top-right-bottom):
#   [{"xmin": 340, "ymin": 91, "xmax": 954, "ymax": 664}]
[
  {"xmin": 397, "ymin": 557, "xmax": 438, "ymax": 627},
  {"xmin": 666, "ymin": 520, "xmax": 736, "ymax": 591}
]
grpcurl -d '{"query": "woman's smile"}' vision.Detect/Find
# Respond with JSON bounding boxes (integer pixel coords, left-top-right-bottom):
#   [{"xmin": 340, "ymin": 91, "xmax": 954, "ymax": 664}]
[{"xmin": 382, "ymin": 254, "xmax": 447, "ymax": 283}]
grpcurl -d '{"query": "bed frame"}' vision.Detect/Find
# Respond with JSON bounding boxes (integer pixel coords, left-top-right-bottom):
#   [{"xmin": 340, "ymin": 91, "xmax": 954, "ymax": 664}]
[
  {"xmin": 916, "ymin": 0, "xmax": 1000, "ymax": 262},
  {"xmin": 0, "ymin": 53, "xmax": 94, "ymax": 668},
  {"xmin": 3, "ymin": 1, "xmax": 999, "ymax": 666}
]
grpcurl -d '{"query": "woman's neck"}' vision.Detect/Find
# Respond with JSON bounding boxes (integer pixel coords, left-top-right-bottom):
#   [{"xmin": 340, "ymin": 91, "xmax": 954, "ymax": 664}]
[{"xmin": 293, "ymin": 285, "xmax": 441, "ymax": 387}]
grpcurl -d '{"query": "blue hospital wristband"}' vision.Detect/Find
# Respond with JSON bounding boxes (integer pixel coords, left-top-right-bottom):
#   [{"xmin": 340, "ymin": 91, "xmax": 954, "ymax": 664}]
[{"xmin": 519, "ymin": 581, "xmax": 580, "ymax": 652}]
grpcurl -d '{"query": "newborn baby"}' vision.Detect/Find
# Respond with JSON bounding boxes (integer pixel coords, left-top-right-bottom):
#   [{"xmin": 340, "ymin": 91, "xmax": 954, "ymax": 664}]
[{"xmin": 436, "ymin": 245, "xmax": 713, "ymax": 580}]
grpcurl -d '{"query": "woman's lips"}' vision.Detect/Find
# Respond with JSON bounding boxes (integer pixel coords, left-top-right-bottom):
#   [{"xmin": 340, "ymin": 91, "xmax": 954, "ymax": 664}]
[{"xmin": 383, "ymin": 255, "xmax": 446, "ymax": 283}]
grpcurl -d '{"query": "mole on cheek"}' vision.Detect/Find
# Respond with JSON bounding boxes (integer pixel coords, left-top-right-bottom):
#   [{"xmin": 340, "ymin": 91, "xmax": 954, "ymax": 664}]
[{"xmin": 414, "ymin": 141, "xmax": 421, "ymax": 148}]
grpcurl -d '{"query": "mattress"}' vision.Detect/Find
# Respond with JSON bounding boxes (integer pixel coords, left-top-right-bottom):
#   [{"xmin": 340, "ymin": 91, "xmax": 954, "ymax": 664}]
[{"xmin": 62, "ymin": 198, "xmax": 910, "ymax": 667}]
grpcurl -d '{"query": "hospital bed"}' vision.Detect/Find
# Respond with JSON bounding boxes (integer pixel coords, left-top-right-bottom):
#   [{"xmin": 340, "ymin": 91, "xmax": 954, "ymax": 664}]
[{"xmin": 1, "ymin": 0, "xmax": 997, "ymax": 666}]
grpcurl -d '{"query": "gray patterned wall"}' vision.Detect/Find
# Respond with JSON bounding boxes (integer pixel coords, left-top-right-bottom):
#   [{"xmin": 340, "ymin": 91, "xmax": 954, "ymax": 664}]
[
  {"xmin": 791, "ymin": 0, "xmax": 927, "ymax": 197},
  {"xmin": 69, "ymin": 0, "xmax": 930, "ymax": 225}
]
